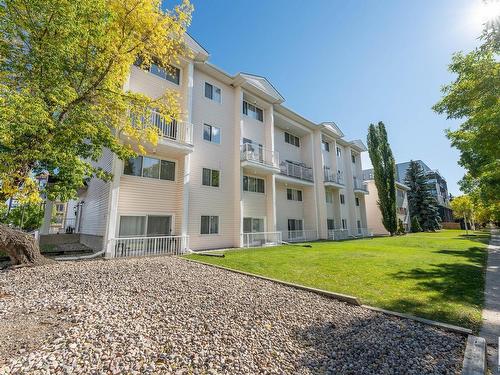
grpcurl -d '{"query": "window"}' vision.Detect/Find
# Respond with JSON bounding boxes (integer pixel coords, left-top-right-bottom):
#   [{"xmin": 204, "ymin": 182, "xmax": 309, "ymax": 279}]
[
  {"xmin": 357, "ymin": 220, "xmax": 362, "ymax": 233},
  {"xmin": 202, "ymin": 168, "xmax": 220, "ymax": 187},
  {"xmin": 356, "ymin": 197, "xmax": 360, "ymax": 206},
  {"xmin": 243, "ymin": 101, "xmax": 264, "ymax": 122},
  {"xmin": 336, "ymin": 147, "xmax": 342, "ymax": 157},
  {"xmin": 326, "ymin": 191, "xmax": 333, "ymax": 203},
  {"xmin": 327, "ymin": 219, "xmax": 335, "ymax": 230},
  {"xmin": 284, "ymin": 132, "xmax": 300, "ymax": 147},
  {"xmin": 351, "ymin": 154, "xmax": 356, "ymax": 163},
  {"xmin": 287, "ymin": 188, "xmax": 303, "ymax": 202},
  {"xmin": 118, "ymin": 215, "xmax": 172, "ymax": 237},
  {"xmin": 203, "ymin": 124, "xmax": 221, "ymax": 144},
  {"xmin": 288, "ymin": 219, "xmax": 303, "ymax": 231},
  {"xmin": 150, "ymin": 63, "xmax": 180, "ymax": 84},
  {"xmin": 204, "ymin": 82, "xmax": 222, "ymax": 103},
  {"xmin": 124, "ymin": 156, "xmax": 175, "ymax": 181},
  {"xmin": 340, "ymin": 194, "xmax": 345, "ymax": 204},
  {"xmin": 201, "ymin": 216, "xmax": 219, "ymax": 234},
  {"xmin": 342, "ymin": 219, "xmax": 347, "ymax": 229},
  {"xmin": 243, "ymin": 217, "xmax": 264, "ymax": 233},
  {"xmin": 243, "ymin": 176, "xmax": 265, "ymax": 193},
  {"xmin": 322, "ymin": 141, "xmax": 330, "ymax": 152}
]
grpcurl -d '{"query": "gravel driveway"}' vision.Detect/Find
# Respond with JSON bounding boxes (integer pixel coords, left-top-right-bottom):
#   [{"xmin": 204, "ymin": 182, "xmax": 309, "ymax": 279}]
[{"xmin": 0, "ymin": 256, "xmax": 465, "ymax": 374}]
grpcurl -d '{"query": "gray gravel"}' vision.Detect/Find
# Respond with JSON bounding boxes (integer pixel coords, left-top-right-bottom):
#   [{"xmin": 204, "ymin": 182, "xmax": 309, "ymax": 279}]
[{"xmin": 0, "ymin": 256, "xmax": 465, "ymax": 374}]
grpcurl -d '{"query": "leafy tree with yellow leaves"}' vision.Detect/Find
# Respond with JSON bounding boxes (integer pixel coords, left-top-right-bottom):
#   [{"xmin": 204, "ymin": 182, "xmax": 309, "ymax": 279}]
[{"xmin": 0, "ymin": 0, "xmax": 192, "ymax": 266}]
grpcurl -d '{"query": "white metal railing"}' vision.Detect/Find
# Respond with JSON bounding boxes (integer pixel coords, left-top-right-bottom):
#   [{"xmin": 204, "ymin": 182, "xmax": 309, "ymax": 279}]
[
  {"xmin": 111, "ymin": 235, "xmax": 189, "ymax": 257},
  {"xmin": 328, "ymin": 229, "xmax": 350, "ymax": 240},
  {"xmin": 240, "ymin": 144, "xmax": 279, "ymax": 168},
  {"xmin": 353, "ymin": 177, "xmax": 368, "ymax": 192},
  {"xmin": 280, "ymin": 161, "xmax": 313, "ymax": 182},
  {"xmin": 49, "ymin": 217, "xmax": 77, "ymax": 234},
  {"xmin": 324, "ymin": 167, "xmax": 344, "ymax": 185},
  {"xmin": 356, "ymin": 228, "xmax": 372, "ymax": 237},
  {"xmin": 286, "ymin": 230, "xmax": 318, "ymax": 242},
  {"xmin": 151, "ymin": 111, "xmax": 193, "ymax": 145},
  {"xmin": 241, "ymin": 232, "xmax": 282, "ymax": 248}
]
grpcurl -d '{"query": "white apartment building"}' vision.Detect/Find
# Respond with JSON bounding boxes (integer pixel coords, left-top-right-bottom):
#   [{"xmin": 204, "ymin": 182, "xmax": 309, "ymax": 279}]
[
  {"xmin": 40, "ymin": 35, "xmax": 370, "ymax": 256},
  {"xmin": 363, "ymin": 176, "xmax": 410, "ymax": 235}
]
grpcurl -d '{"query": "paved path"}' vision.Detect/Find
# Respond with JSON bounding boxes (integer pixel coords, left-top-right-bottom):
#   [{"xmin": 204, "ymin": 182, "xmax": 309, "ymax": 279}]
[{"xmin": 480, "ymin": 229, "xmax": 500, "ymax": 374}]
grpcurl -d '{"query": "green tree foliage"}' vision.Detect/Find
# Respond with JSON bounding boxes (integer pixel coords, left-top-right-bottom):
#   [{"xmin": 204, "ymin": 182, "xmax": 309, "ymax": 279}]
[
  {"xmin": 450, "ymin": 195, "xmax": 474, "ymax": 233},
  {"xmin": 367, "ymin": 122, "xmax": 397, "ymax": 235},
  {"xmin": 404, "ymin": 161, "xmax": 441, "ymax": 231},
  {"xmin": 397, "ymin": 219, "xmax": 406, "ymax": 235},
  {"xmin": 0, "ymin": 0, "xmax": 192, "ymax": 205},
  {"xmin": 433, "ymin": 25, "xmax": 500, "ymax": 208},
  {"xmin": 410, "ymin": 216, "xmax": 422, "ymax": 233},
  {"xmin": 0, "ymin": 203, "xmax": 44, "ymax": 231}
]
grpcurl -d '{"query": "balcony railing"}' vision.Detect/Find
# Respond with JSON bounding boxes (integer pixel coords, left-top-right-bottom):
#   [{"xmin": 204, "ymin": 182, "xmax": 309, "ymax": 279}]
[
  {"xmin": 240, "ymin": 144, "xmax": 279, "ymax": 168},
  {"xmin": 241, "ymin": 232, "xmax": 282, "ymax": 248},
  {"xmin": 286, "ymin": 230, "xmax": 318, "ymax": 242},
  {"xmin": 280, "ymin": 161, "xmax": 313, "ymax": 182},
  {"xmin": 353, "ymin": 177, "xmax": 368, "ymax": 192},
  {"xmin": 324, "ymin": 167, "xmax": 344, "ymax": 185},
  {"xmin": 49, "ymin": 217, "xmax": 77, "ymax": 234},
  {"xmin": 328, "ymin": 229, "xmax": 350, "ymax": 240},
  {"xmin": 151, "ymin": 111, "xmax": 193, "ymax": 145},
  {"xmin": 111, "ymin": 235, "xmax": 189, "ymax": 257}
]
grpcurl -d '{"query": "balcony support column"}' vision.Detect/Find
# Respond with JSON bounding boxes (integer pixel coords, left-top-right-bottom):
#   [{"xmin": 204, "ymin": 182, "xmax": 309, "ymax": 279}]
[{"xmin": 312, "ymin": 129, "xmax": 328, "ymax": 239}]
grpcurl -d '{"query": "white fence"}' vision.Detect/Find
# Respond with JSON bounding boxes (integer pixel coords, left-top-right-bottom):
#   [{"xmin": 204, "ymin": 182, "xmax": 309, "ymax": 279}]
[
  {"xmin": 328, "ymin": 229, "xmax": 350, "ymax": 240},
  {"xmin": 241, "ymin": 232, "xmax": 282, "ymax": 248},
  {"xmin": 286, "ymin": 230, "xmax": 318, "ymax": 242},
  {"xmin": 111, "ymin": 235, "xmax": 189, "ymax": 257},
  {"xmin": 280, "ymin": 161, "xmax": 313, "ymax": 182},
  {"xmin": 151, "ymin": 111, "xmax": 193, "ymax": 145},
  {"xmin": 240, "ymin": 144, "xmax": 279, "ymax": 168}
]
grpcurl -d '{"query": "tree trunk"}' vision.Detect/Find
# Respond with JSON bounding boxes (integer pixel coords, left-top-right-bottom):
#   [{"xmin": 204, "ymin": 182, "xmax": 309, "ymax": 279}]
[{"xmin": 0, "ymin": 224, "xmax": 51, "ymax": 267}]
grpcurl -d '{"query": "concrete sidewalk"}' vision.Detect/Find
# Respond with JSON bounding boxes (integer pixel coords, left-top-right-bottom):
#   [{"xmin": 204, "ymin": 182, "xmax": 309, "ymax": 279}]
[{"xmin": 480, "ymin": 229, "xmax": 499, "ymax": 373}]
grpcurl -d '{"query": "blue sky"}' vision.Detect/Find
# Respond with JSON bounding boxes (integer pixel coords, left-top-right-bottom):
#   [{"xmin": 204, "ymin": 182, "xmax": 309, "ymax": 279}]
[{"xmin": 184, "ymin": 0, "xmax": 489, "ymax": 195}]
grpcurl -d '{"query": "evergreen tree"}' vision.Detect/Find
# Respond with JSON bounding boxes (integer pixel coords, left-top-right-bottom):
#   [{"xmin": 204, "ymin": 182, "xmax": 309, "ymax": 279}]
[
  {"xmin": 397, "ymin": 219, "xmax": 406, "ymax": 235},
  {"xmin": 410, "ymin": 216, "xmax": 422, "ymax": 233},
  {"xmin": 404, "ymin": 161, "xmax": 441, "ymax": 231},
  {"xmin": 367, "ymin": 122, "xmax": 397, "ymax": 235}
]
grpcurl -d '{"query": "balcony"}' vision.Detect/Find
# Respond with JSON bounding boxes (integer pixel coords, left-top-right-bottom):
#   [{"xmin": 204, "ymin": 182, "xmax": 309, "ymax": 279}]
[
  {"xmin": 353, "ymin": 177, "xmax": 369, "ymax": 194},
  {"xmin": 241, "ymin": 232, "xmax": 282, "ymax": 248},
  {"xmin": 324, "ymin": 167, "xmax": 345, "ymax": 188},
  {"xmin": 151, "ymin": 111, "xmax": 194, "ymax": 154},
  {"xmin": 277, "ymin": 161, "xmax": 314, "ymax": 184},
  {"xmin": 240, "ymin": 144, "xmax": 280, "ymax": 174}
]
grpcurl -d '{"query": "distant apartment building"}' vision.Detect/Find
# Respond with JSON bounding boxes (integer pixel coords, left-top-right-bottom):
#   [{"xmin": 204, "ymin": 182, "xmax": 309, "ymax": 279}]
[
  {"xmin": 40, "ymin": 35, "xmax": 370, "ymax": 257},
  {"xmin": 362, "ymin": 170, "xmax": 410, "ymax": 235},
  {"xmin": 395, "ymin": 161, "xmax": 453, "ymax": 222}
]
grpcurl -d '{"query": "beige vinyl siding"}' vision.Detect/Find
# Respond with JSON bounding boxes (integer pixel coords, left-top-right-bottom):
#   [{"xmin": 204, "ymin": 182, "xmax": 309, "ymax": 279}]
[
  {"xmin": 188, "ymin": 67, "xmax": 239, "ymax": 250},
  {"xmin": 79, "ymin": 148, "xmax": 113, "ymax": 236},
  {"xmin": 274, "ymin": 127, "xmax": 301, "ymax": 163},
  {"xmin": 276, "ymin": 183, "xmax": 303, "ymax": 233},
  {"xmin": 117, "ymin": 158, "xmax": 185, "ymax": 235},
  {"xmin": 242, "ymin": 191, "xmax": 267, "ymax": 221}
]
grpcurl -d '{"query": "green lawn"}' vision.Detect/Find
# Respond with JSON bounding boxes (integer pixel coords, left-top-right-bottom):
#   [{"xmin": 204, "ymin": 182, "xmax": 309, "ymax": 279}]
[{"xmin": 186, "ymin": 230, "xmax": 490, "ymax": 331}]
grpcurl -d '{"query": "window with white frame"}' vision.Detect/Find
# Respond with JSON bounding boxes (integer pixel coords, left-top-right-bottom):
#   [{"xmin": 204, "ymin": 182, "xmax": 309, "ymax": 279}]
[
  {"xmin": 356, "ymin": 197, "xmax": 360, "ymax": 206},
  {"xmin": 243, "ymin": 217, "xmax": 264, "ymax": 233},
  {"xmin": 351, "ymin": 154, "xmax": 356, "ymax": 163},
  {"xmin": 340, "ymin": 194, "xmax": 345, "ymax": 204},
  {"xmin": 342, "ymin": 218, "xmax": 347, "ymax": 229},
  {"xmin": 204, "ymin": 82, "xmax": 221, "ymax": 103},
  {"xmin": 134, "ymin": 59, "xmax": 180, "ymax": 85},
  {"xmin": 124, "ymin": 156, "xmax": 175, "ymax": 181},
  {"xmin": 203, "ymin": 124, "xmax": 221, "ymax": 144},
  {"xmin": 326, "ymin": 191, "xmax": 333, "ymax": 203},
  {"xmin": 327, "ymin": 219, "xmax": 335, "ymax": 230},
  {"xmin": 287, "ymin": 188, "xmax": 303, "ymax": 202},
  {"xmin": 202, "ymin": 168, "xmax": 220, "ymax": 187},
  {"xmin": 322, "ymin": 140, "xmax": 330, "ymax": 152},
  {"xmin": 200, "ymin": 215, "xmax": 219, "ymax": 234},
  {"xmin": 336, "ymin": 147, "xmax": 342, "ymax": 157},
  {"xmin": 118, "ymin": 215, "xmax": 172, "ymax": 237},
  {"xmin": 243, "ymin": 101, "xmax": 264, "ymax": 122},
  {"xmin": 288, "ymin": 219, "xmax": 303, "ymax": 231},
  {"xmin": 243, "ymin": 176, "xmax": 265, "ymax": 193},
  {"xmin": 284, "ymin": 132, "xmax": 300, "ymax": 147},
  {"xmin": 357, "ymin": 220, "xmax": 362, "ymax": 233}
]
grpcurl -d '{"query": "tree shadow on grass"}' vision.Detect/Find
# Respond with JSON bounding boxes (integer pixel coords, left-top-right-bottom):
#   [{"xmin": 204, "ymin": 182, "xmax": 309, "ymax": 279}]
[
  {"xmin": 386, "ymin": 246, "xmax": 487, "ymax": 330},
  {"xmin": 292, "ymin": 313, "xmax": 465, "ymax": 374}
]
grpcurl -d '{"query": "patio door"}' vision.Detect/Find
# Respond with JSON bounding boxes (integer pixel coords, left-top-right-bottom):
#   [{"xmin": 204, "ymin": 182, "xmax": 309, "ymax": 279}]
[{"xmin": 147, "ymin": 215, "xmax": 172, "ymax": 236}]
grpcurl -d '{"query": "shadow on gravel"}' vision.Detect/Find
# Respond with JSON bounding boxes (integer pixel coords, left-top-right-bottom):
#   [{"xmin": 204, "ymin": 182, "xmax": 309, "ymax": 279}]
[{"xmin": 292, "ymin": 314, "xmax": 464, "ymax": 375}]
